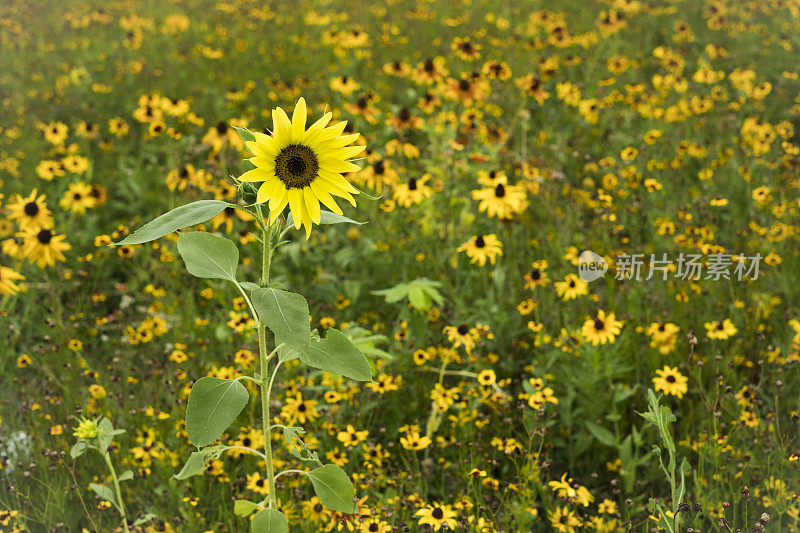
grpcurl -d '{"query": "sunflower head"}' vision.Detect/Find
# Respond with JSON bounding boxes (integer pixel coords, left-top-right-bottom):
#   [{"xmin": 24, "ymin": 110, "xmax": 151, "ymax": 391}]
[{"xmin": 237, "ymin": 98, "xmax": 366, "ymax": 238}]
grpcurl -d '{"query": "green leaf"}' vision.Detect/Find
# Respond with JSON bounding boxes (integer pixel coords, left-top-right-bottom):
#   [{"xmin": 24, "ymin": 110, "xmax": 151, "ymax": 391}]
[
  {"xmin": 251, "ymin": 508, "xmax": 288, "ymax": 533},
  {"xmin": 407, "ymin": 285, "xmax": 430, "ymax": 310},
  {"xmin": 251, "ymin": 288, "xmax": 310, "ymax": 360},
  {"xmin": 233, "ymin": 499, "xmax": 261, "ymax": 517},
  {"xmin": 177, "ymin": 232, "xmax": 239, "ymax": 281},
  {"xmin": 232, "ymin": 125, "xmax": 256, "ymax": 144},
  {"xmin": 116, "ymin": 200, "xmax": 230, "ymax": 245},
  {"xmin": 186, "ymin": 378, "xmax": 249, "ymax": 447},
  {"xmin": 70, "ymin": 441, "xmax": 88, "ymax": 459},
  {"xmin": 585, "ymin": 421, "xmax": 617, "ymax": 447},
  {"xmin": 118, "ymin": 470, "xmax": 134, "ymax": 482},
  {"xmin": 132, "ymin": 514, "xmax": 156, "ymax": 527},
  {"xmin": 307, "ymin": 464, "xmax": 356, "ymax": 514},
  {"xmin": 240, "ymin": 281, "xmax": 261, "ymax": 292},
  {"xmin": 174, "ymin": 451, "xmax": 210, "ymax": 480},
  {"xmin": 300, "ymin": 329, "xmax": 372, "ymax": 381},
  {"xmin": 89, "ymin": 483, "xmax": 116, "ymax": 504},
  {"xmin": 286, "ymin": 210, "xmax": 365, "ymax": 228}
]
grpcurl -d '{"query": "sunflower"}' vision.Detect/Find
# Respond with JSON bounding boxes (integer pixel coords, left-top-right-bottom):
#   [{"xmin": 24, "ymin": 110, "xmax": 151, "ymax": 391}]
[
  {"xmin": 238, "ymin": 97, "xmax": 365, "ymax": 238},
  {"xmin": 18, "ymin": 227, "xmax": 71, "ymax": 268},
  {"xmin": 652, "ymin": 366, "xmax": 688, "ymax": 398},
  {"xmin": 7, "ymin": 189, "xmax": 53, "ymax": 229},
  {"xmin": 581, "ymin": 310, "xmax": 625, "ymax": 345}
]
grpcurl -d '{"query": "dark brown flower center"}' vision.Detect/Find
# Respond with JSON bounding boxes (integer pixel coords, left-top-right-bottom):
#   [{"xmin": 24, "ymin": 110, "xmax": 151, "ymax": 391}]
[
  {"xmin": 24, "ymin": 202, "xmax": 39, "ymax": 216},
  {"xmin": 37, "ymin": 229, "xmax": 53, "ymax": 244}
]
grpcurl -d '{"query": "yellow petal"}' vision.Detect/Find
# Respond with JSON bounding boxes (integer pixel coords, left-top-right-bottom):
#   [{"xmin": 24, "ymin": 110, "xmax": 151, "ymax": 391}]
[
  {"xmin": 272, "ymin": 106, "xmax": 291, "ymax": 145},
  {"xmin": 238, "ymin": 168, "xmax": 270, "ymax": 183},
  {"xmin": 303, "ymin": 186, "xmax": 322, "ymax": 224},
  {"xmin": 319, "ymin": 159, "xmax": 361, "ymax": 174},
  {"xmin": 309, "ymin": 180, "xmax": 344, "ymax": 215},
  {"xmin": 268, "ymin": 189, "xmax": 289, "ymax": 224},
  {"xmin": 290, "ymin": 97, "xmax": 307, "ymax": 143},
  {"xmin": 287, "ymin": 189, "xmax": 304, "ymax": 229}
]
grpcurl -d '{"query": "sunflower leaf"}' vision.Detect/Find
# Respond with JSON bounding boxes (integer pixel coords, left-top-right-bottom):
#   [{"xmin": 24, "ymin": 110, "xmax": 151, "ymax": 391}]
[
  {"xmin": 115, "ymin": 200, "xmax": 230, "ymax": 245},
  {"xmin": 251, "ymin": 288, "xmax": 310, "ymax": 361},
  {"xmin": 306, "ymin": 465, "xmax": 357, "ymax": 514},
  {"xmin": 250, "ymin": 508, "xmax": 288, "ymax": 533},
  {"xmin": 177, "ymin": 232, "xmax": 239, "ymax": 281},
  {"xmin": 185, "ymin": 378, "xmax": 249, "ymax": 447},
  {"xmin": 299, "ymin": 328, "xmax": 373, "ymax": 382}
]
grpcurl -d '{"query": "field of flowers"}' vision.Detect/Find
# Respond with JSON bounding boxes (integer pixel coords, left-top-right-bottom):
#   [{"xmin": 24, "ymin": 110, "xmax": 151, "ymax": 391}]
[{"xmin": 2, "ymin": 0, "xmax": 800, "ymax": 531}]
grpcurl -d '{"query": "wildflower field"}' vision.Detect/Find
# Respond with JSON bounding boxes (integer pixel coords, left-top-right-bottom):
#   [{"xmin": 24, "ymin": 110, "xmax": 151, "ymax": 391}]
[{"xmin": 3, "ymin": 0, "xmax": 800, "ymax": 531}]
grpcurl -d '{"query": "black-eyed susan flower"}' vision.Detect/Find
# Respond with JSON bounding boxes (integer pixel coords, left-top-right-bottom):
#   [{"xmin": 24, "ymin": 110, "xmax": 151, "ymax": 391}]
[
  {"xmin": 393, "ymin": 174, "xmax": 432, "ymax": 207},
  {"xmin": 238, "ymin": 97, "xmax": 365, "ymax": 237},
  {"xmin": 457, "ymin": 234, "xmax": 502, "ymax": 266},
  {"xmin": 7, "ymin": 190, "xmax": 53, "ymax": 229},
  {"xmin": 705, "ymin": 318, "xmax": 738, "ymax": 340},
  {"xmin": 0, "ymin": 264, "xmax": 25, "ymax": 295},
  {"xmin": 554, "ymin": 274, "xmax": 588, "ymax": 301},
  {"xmin": 471, "ymin": 181, "xmax": 527, "ymax": 220},
  {"xmin": 581, "ymin": 310, "xmax": 624, "ymax": 346},
  {"xmin": 18, "ymin": 227, "xmax": 71, "ymax": 268},
  {"xmin": 415, "ymin": 502, "xmax": 458, "ymax": 531},
  {"xmin": 652, "ymin": 366, "xmax": 688, "ymax": 398}
]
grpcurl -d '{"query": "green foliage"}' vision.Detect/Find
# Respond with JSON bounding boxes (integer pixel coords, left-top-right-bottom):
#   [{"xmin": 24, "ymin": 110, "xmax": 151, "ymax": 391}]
[
  {"xmin": 251, "ymin": 508, "xmax": 288, "ymax": 533},
  {"xmin": 185, "ymin": 378, "xmax": 250, "ymax": 447},
  {"xmin": 177, "ymin": 232, "xmax": 239, "ymax": 281},
  {"xmin": 306, "ymin": 465, "xmax": 357, "ymax": 514},
  {"xmin": 373, "ymin": 277, "xmax": 444, "ymax": 311},
  {"xmin": 115, "ymin": 201, "xmax": 230, "ymax": 245}
]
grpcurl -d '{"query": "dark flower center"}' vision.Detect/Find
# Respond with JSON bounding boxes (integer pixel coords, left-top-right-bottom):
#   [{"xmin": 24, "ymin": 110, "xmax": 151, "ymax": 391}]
[
  {"xmin": 475, "ymin": 236, "xmax": 486, "ymax": 248},
  {"xmin": 666, "ymin": 375, "xmax": 676, "ymax": 383},
  {"xmin": 432, "ymin": 508, "xmax": 444, "ymax": 520},
  {"xmin": 494, "ymin": 184, "xmax": 506, "ymax": 197},
  {"xmin": 424, "ymin": 59, "xmax": 434, "ymax": 72},
  {"xmin": 459, "ymin": 79, "xmax": 470, "ymax": 91},
  {"xmin": 373, "ymin": 160, "xmax": 385, "ymax": 174},
  {"xmin": 716, "ymin": 321, "xmax": 724, "ymax": 330},
  {"xmin": 398, "ymin": 107, "xmax": 411, "ymax": 121},
  {"xmin": 530, "ymin": 269, "xmax": 541, "ymax": 280},
  {"xmin": 24, "ymin": 202, "xmax": 39, "ymax": 216},
  {"xmin": 457, "ymin": 324, "xmax": 469, "ymax": 335},
  {"xmin": 408, "ymin": 178, "xmax": 418, "ymax": 190},
  {"xmin": 37, "ymin": 229, "xmax": 53, "ymax": 244},
  {"xmin": 594, "ymin": 319, "xmax": 605, "ymax": 330},
  {"xmin": 216, "ymin": 121, "xmax": 228, "ymax": 134},
  {"xmin": 275, "ymin": 144, "xmax": 319, "ymax": 189}
]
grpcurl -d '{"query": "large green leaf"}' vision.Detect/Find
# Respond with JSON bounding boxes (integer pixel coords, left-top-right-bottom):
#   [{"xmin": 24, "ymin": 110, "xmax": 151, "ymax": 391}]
[
  {"xmin": 300, "ymin": 329, "xmax": 372, "ymax": 381},
  {"xmin": 251, "ymin": 288, "xmax": 310, "ymax": 360},
  {"xmin": 307, "ymin": 464, "xmax": 356, "ymax": 514},
  {"xmin": 185, "ymin": 378, "xmax": 249, "ymax": 447},
  {"xmin": 174, "ymin": 451, "xmax": 209, "ymax": 480},
  {"xmin": 177, "ymin": 232, "xmax": 239, "ymax": 281},
  {"xmin": 116, "ymin": 200, "xmax": 229, "ymax": 245},
  {"xmin": 251, "ymin": 508, "xmax": 288, "ymax": 533}
]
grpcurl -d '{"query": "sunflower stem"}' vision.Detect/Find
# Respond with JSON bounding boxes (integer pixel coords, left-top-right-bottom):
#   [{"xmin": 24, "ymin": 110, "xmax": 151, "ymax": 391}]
[{"xmin": 255, "ymin": 204, "xmax": 279, "ymax": 508}]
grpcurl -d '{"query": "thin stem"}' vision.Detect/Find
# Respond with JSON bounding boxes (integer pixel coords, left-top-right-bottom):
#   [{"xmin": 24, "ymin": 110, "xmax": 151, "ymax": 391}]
[
  {"xmin": 273, "ymin": 469, "xmax": 305, "ymax": 482},
  {"xmin": 224, "ymin": 446, "xmax": 267, "ymax": 460},
  {"xmin": 255, "ymin": 204, "xmax": 279, "ymax": 508},
  {"xmin": 103, "ymin": 451, "xmax": 129, "ymax": 533}
]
